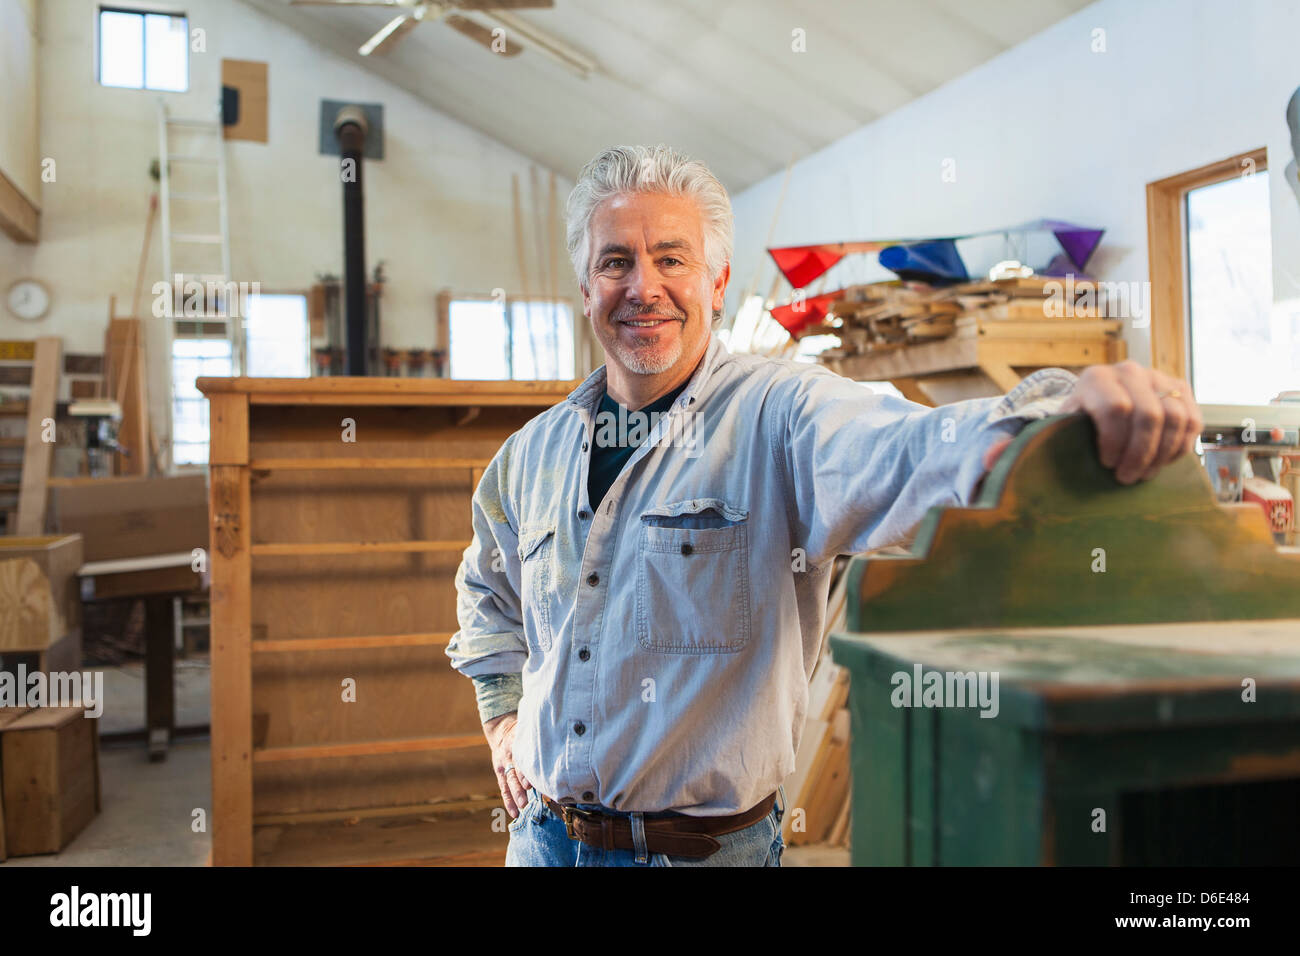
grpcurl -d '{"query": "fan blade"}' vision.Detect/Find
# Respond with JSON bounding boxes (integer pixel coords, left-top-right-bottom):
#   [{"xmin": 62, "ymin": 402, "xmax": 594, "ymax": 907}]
[
  {"xmin": 453, "ymin": 1, "xmax": 554, "ymax": 10},
  {"xmin": 359, "ymin": 13, "xmax": 422, "ymax": 55},
  {"xmin": 291, "ymin": 1, "xmax": 421, "ymax": 7},
  {"xmin": 445, "ymin": 14, "xmax": 522, "ymax": 56}
]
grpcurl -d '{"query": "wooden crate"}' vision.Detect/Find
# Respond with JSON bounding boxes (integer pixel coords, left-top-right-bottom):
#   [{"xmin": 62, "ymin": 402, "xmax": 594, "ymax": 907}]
[
  {"xmin": 0, "ymin": 535, "xmax": 83, "ymax": 654},
  {"xmin": 197, "ymin": 376, "xmax": 576, "ymax": 866},
  {"xmin": 1, "ymin": 706, "xmax": 101, "ymax": 857}
]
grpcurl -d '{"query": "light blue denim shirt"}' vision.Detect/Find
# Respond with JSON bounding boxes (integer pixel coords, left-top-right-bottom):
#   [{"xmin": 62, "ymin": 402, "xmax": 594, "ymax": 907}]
[{"xmin": 448, "ymin": 335, "xmax": 1077, "ymax": 815}]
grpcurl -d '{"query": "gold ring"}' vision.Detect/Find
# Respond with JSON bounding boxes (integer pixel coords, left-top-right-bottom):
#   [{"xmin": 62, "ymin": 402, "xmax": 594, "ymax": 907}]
[{"xmin": 1157, "ymin": 388, "xmax": 1182, "ymax": 400}]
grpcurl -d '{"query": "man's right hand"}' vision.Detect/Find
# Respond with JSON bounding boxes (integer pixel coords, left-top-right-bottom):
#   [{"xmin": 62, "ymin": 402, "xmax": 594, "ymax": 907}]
[{"xmin": 484, "ymin": 711, "xmax": 532, "ymax": 818}]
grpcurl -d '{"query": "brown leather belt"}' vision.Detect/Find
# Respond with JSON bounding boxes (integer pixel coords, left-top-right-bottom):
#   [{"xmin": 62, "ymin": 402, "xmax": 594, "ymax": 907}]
[{"xmin": 541, "ymin": 792, "xmax": 776, "ymax": 860}]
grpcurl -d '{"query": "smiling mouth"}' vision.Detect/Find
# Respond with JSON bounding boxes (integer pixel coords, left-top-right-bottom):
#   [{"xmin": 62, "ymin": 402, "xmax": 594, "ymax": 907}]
[{"xmin": 616, "ymin": 314, "xmax": 683, "ymax": 329}]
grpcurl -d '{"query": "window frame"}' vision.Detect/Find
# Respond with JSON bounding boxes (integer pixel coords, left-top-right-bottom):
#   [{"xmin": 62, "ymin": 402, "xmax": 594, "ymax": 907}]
[
  {"xmin": 439, "ymin": 289, "xmax": 577, "ymax": 381},
  {"xmin": 1145, "ymin": 147, "xmax": 1268, "ymax": 381},
  {"xmin": 96, "ymin": 4, "xmax": 191, "ymax": 93}
]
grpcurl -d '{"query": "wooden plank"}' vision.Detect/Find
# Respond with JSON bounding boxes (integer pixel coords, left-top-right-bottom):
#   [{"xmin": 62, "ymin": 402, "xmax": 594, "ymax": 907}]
[
  {"xmin": 207, "ymin": 391, "xmax": 248, "ymax": 467},
  {"xmin": 253, "ymin": 806, "xmax": 507, "ymax": 867},
  {"xmin": 16, "ymin": 337, "xmax": 60, "ymax": 535},
  {"xmin": 0, "ymin": 366, "xmax": 32, "ymax": 386},
  {"xmin": 0, "ymin": 165, "xmax": 38, "ymax": 243},
  {"xmin": 68, "ymin": 379, "xmax": 99, "ymax": 399},
  {"xmin": 250, "ymin": 457, "xmax": 490, "ymax": 471},
  {"xmin": 78, "ymin": 552, "xmax": 194, "ymax": 576},
  {"xmin": 104, "ymin": 319, "xmax": 148, "ymax": 476},
  {"xmin": 888, "ymin": 377, "xmax": 934, "ymax": 406},
  {"xmin": 977, "ymin": 360, "xmax": 1022, "ymax": 392},
  {"xmin": 252, "ymin": 632, "xmax": 453, "ymax": 653},
  {"xmin": 253, "ymin": 734, "xmax": 484, "ymax": 763},
  {"xmin": 251, "ymin": 540, "xmax": 471, "ymax": 556},
  {"xmin": 221, "ymin": 59, "xmax": 268, "ymax": 143},
  {"xmin": 209, "ymin": 464, "xmax": 253, "ymax": 866},
  {"xmin": 198, "ymin": 376, "xmax": 576, "ymax": 400}
]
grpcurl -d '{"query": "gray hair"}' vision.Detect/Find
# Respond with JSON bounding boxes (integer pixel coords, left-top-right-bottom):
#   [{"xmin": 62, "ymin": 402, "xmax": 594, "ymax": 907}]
[{"xmin": 565, "ymin": 145, "xmax": 735, "ymax": 293}]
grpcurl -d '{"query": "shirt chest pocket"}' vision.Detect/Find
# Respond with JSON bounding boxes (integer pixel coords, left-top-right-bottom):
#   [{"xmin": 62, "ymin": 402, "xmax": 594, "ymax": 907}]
[
  {"xmin": 518, "ymin": 525, "xmax": 556, "ymax": 653},
  {"xmin": 635, "ymin": 498, "xmax": 751, "ymax": 653}
]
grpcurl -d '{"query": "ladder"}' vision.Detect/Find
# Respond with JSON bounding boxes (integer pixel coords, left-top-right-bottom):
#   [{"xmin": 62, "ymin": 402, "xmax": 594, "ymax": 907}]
[{"xmin": 156, "ymin": 99, "xmax": 241, "ymax": 462}]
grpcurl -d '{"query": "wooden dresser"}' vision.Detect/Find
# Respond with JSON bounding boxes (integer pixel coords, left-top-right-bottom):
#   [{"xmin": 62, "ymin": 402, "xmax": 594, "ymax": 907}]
[{"xmin": 198, "ymin": 377, "xmax": 575, "ymax": 866}]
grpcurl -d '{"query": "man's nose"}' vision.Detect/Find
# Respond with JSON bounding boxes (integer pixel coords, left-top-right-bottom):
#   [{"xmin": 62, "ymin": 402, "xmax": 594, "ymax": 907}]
[{"xmin": 624, "ymin": 259, "xmax": 664, "ymax": 305}]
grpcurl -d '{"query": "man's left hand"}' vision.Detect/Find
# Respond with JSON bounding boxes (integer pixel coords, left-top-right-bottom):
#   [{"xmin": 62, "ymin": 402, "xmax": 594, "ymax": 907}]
[{"xmin": 982, "ymin": 360, "xmax": 1203, "ymax": 485}]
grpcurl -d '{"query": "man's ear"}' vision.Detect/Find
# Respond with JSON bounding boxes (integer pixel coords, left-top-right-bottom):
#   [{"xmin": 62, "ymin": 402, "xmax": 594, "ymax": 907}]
[
  {"xmin": 580, "ymin": 281, "xmax": 591, "ymax": 318},
  {"xmin": 711, "ymin": 261, "xmax": 731, "ymax": 314}
]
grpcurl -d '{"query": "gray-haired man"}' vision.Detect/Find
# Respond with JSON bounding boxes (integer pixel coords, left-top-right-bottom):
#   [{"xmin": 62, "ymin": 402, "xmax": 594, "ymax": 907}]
[{"xmin": 447, "ymin": 145, "xmax": 1201, "ymax": 867}]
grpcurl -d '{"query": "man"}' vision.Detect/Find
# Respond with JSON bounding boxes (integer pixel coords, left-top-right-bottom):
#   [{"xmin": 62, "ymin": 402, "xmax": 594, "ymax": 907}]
[{"xmin": 447, "ymin": 145, "xmax": 1201, "ymax": 867}]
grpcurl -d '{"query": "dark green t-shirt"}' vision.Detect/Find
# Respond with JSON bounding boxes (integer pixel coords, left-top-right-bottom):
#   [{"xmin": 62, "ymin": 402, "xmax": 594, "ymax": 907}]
[{"xmin": 587, "ymin": 381, "xmax": 688, "ymax": 512}]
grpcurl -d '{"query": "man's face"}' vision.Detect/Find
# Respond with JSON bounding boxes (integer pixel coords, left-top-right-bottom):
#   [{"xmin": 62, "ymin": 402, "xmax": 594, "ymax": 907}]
[{"xmin": 582, "ymin": 191, "xmax": 728, "ymax": 378}]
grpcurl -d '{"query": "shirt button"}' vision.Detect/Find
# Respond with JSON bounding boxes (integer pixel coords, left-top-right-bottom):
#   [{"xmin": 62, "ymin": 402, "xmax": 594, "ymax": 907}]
[
  {"xmin": 578, "ymin": 510, "xmax": 588, "ymax": 520},
  {"xmin": 680, "ymin": 543, "xmax": 693, "ymax": 556},
  {"xmin": 578, "ymin": 647, "xmax": 590, "ymax": 661},
  {"xmin": 586, "ymin": 572, "xmax": 599, "ymax": 587},
  {"xmin": 573, "ymin": 722, "xmax": 586, "ymax": 735},
  {"xmin": 582, "ymin": 441, "xmax": 589, "ymax": 452},
  {"xmin": 583, "ymin": 790, "xmax": 595, "ymax": 801}
]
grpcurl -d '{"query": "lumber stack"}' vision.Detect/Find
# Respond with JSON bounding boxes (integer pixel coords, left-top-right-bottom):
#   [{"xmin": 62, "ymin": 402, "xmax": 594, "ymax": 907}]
[{"xmin": 811, "ymin": 276, "xmax": 1110, "ymax": 361}]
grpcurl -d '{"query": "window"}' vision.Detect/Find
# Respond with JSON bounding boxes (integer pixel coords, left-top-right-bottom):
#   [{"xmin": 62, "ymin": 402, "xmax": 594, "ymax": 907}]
[
  {"xmin": 170, "ymin": 293, "xmax": 308, "ymax": 466},
  {"xmin": 1186, "ymin": 173, "xmax": 1285, "ymax": 405},
  {"xmin": 98, "ymin": 7, "xmax": 189, "ymax": 92},
  {"xmin": 171, "ymin": 338, "xmax": 231, "ymax": 466},
  {"xmin": 448, "ymin": 297, "xmax": 575, "ymax": 380},
  {"xmin": 1147, "ymin": 148, "xmax": 1292, "ymax": 404},
  {"xmin": 244, "ymin": 294, "xmax": 310, "ymax": 378}
]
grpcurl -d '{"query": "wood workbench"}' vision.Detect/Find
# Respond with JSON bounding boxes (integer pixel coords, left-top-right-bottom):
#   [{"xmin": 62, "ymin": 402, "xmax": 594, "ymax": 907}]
[{"xmin": 197, "ymin": 376, "xmax": 575, "ymax": 866}]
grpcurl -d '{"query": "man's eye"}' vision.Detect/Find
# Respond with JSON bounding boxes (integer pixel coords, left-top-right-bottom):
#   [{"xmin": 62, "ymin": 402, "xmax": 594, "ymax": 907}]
[
  {"xmin": 602, "ymin": 258, "xmax": 627, "ymax": 269},
  {"xmin": 661, "ymin": 257, "xmax": 682, "ymax": 267}
]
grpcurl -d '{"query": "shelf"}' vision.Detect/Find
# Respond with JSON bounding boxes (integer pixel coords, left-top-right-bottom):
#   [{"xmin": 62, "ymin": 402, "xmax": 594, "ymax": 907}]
[
  {"xmin": 253, "ymin": 632, "xmax": 453, "ymax": 653},
  {"xmin": 251, "ymin": 540, "xmax": 471, "ymax": 556},
  {"xmin": 252, "ymin": 734, "xmax": 484, "ymax": 764},
  {"xmin": 0, "ymin": 437, "xmax": 25, "ymax": 447},
  {"xmin": 0, "ymin": 404, "xmax": 28, "ymax": 417},
  {"xmin": 252, "ymin": 803, "xmax": 506, "ymax": 866},
  {"xmin": 249, "ymin": 457, "xmax": 490, "ymax": 471}
]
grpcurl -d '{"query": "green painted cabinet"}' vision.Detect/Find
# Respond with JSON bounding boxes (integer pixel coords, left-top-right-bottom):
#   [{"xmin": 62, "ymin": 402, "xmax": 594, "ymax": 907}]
[{"xmin": 830, "ymin": 415, "xmax": 1300, "ymax": 865}]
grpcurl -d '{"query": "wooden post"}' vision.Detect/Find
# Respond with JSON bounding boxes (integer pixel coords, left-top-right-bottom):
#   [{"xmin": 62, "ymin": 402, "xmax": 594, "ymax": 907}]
[
  {"xmin": 144, "ymin": 594, "xmax": 176, "ymax": 762},
  {"xmin": 16, "ymin": 336, "xmax": 61, "ymax": 534},
  {"xmin": 207, "ymin": 392, "xmax": 252, "ymax": 865}
]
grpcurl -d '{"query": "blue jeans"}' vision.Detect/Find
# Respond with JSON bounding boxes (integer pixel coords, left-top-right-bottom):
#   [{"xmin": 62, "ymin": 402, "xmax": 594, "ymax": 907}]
[{"xmin": 505, "ymin": 787, "xmax": 786, "ymax": 867}]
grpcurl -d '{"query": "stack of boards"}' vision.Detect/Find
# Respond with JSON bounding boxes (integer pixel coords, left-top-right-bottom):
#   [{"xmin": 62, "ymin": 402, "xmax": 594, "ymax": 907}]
[{"xmin": 810, "ymin": 276, "xmax": 1117, "ymax": 360}]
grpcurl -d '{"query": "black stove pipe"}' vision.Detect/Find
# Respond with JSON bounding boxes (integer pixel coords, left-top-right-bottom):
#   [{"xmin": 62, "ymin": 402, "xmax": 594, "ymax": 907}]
[{"xmin": 334, "ymin": 106, "xmax": 369, "ymax": 376}]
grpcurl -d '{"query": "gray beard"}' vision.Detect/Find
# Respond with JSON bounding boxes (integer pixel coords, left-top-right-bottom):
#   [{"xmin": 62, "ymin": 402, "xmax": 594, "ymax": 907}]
[{"xmin": 606, "ymin": 327, "xmax": 684, "ymax": 375}]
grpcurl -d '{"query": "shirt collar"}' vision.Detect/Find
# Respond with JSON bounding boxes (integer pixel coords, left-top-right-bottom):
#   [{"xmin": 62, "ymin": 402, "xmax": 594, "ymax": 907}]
[{"xmin": 566, "ymin": 332, "xmax": 732, "ymax": 414}]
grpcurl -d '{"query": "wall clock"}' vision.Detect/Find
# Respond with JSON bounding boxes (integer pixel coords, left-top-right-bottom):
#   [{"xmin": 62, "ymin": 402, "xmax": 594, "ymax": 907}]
[{"xmin": 6, "ymin": 279, "xmax": 51, "ymax": 322}]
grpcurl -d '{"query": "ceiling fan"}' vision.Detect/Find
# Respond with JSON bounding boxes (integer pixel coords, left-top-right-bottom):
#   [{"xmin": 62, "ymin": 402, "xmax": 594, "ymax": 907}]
[{"xmin": 288, "ymin": 0, "xmax": 595, "ymax": 76}]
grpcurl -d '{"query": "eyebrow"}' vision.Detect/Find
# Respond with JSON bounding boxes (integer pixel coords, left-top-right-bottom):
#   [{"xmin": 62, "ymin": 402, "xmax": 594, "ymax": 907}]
[{"xmin": 594, "ymin": 239, "xmax": 694, "ymax": 261}]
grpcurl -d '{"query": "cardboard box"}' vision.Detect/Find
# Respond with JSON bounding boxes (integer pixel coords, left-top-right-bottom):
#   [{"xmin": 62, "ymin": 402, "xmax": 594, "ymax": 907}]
[
  {"xmin": 1, "ymin": 706, "xmax": 100, "ymax": 857},
  {"xmin": 49, "ymin": 475, "xmax": 208, "ymax": 563},
  {"xmin": 0, "ymin": 535, "xmax": 83, "ymax": 650}
]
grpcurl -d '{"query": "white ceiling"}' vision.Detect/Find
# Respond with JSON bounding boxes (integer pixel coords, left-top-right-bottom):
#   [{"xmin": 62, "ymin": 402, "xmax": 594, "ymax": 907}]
[{"xmin": 243, "ymin": 0, "xmax": 1093, "ymax": 193}]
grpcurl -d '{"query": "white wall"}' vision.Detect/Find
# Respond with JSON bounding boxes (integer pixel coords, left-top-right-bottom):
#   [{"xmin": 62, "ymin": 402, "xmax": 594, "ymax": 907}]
[
  {"xmin": 0, "ymin": 0, "xmax": 40, "ymax": 204},
  {"xmin": 0, "ymin": 0, "xmax": 575, "ymax": 437},
  {"xmin": 727, "ymin": 0, "xmax": 1300, "ymax": 368}
]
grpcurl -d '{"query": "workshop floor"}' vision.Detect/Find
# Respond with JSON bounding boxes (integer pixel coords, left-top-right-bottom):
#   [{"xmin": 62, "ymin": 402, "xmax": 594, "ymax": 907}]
[{"xmin": 3, "ymin": 658, "xmax": 848, "ymax": 867}]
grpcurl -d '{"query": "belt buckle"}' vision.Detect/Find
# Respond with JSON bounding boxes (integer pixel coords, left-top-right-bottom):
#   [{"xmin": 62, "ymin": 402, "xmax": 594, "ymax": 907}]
[{"xmin": 560, "ymin": 803, "xmax": 594, "ymax": 840}]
